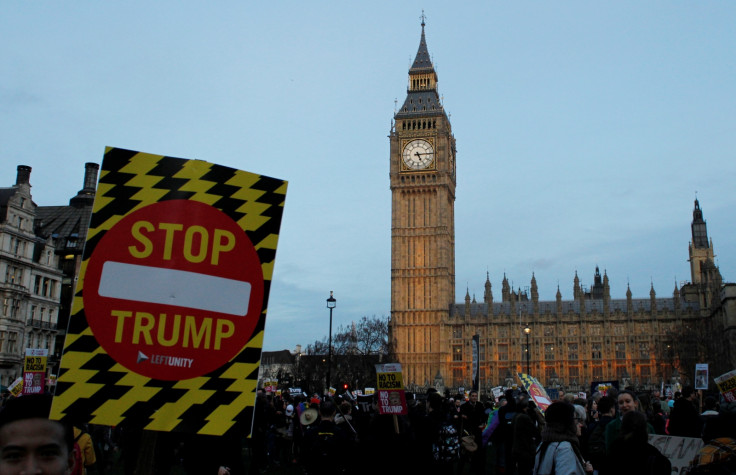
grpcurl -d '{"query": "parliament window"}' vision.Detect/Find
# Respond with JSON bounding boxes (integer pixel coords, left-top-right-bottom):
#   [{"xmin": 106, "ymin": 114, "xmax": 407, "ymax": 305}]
[
  {"xmin": 544, "ymin": 326, "xmax": 554, "ymax": 336},
  {"xmin": 590, "ymin": 325, "xmax": 601, "ymax": 336},
  {"xmin": 453, "ymin": 327, "xmax": 462, "ymax": 339},
  {"xmin": 592, "ymin": 366, "xmax": 603, "ymax": 379},
  {"xmin": 615, "ymin": 343, "xmax": 626, "ymax": 359},
  {"xmin": 544, "ymin": 344, "xmax": 555, "ymax": 360},
  {"xmin": 453, "ymin": 345, "xmax": 462, "ymax": 362},
  {"xmin": 545, "ymin": 366, "xmax": 555, "ymax": 381},
  {"xmin": 639, "ymin": 343, "xmax": 649, "ymax": 359},
  {"xmin": 567, "ymin": 343, "xmax": 578, "ymax": 360},
  {"xmin": 614, "ymin": 325, "xmax": 624, "ymax": 336},
  {"xmin": 591, "ymin": 343, "xmax": 602, "ymax": 360},
  {"xmin": 498, "ymin": 344, "xmax": 508, "ymax": 361},
  {"xmin": 640, "ymin": 365, "xmax": 651, "ymax": 378}
]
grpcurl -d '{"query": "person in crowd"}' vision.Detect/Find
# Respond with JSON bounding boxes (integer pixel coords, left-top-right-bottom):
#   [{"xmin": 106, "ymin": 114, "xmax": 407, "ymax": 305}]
[
  {"xmin": 510, "ymin": 397, "xmax": 540, "ymax": 475},
  {"xmin": 605, "ymin": 390, "xmax": 654, "ymax": 454},
  {"xmin": 648, "ymin": 399, "xmax": 667, "ymax": 435},
  {"xmin": 451, "ymin": 395, "xmax": 463, "ymax": 430},
  {"xmin": 607, "ymin": 410, "xmax": 671, "ymax": 474},
  {"xmin": 301, "ymin": 399, "xmax": 352, "ymax": 475},
  {"xmin": 668, "ymin": 386, "xmax": 702, "ymax": 438},
  {"xmin": 534, "ymin": 402, "xmax": 593, "ymax": 475},
  {"xmin": 586, "ymin": 398, "xmax": 599, "ymax": 426},
  {"xmin": 688, "ymin": 401, "xmax": 736, "ymax": 473},
  {"xmin": 419, "ymin": 391, "xmax": 457, "ymax": 471},
  {"xmin": 586, "ymin": 395, "xmax": 616, "ymax": 473},
  {"xmin": 72, "ymin": 423, "xmax": 96, "ymax": 475},
  {"xmin": 699, "ymin": 396, "xmax": 720, "ymax": 441},
  {"xmin": 491, "ymin": 389, "xmax": 518, "ymax": 475},
  {"xmin": 573, "ymin": 404, "xmax": 590, "ymax": 461},
  {"xmin": 334, "ymin": 400, "xmax": 357, "ymax": 442},
  {"xmin": 459, "ymin": 389, "xmax": 487, "ymax": 475},
  {"xmin": 0, "ymin": 393, "xmax": 75, "ymax": 475},
  {"xmin": 607, "ymin": 387, "xmax": 620, "ymax": 405},
  {"xmin": 248, "ymin": 393, "xmax": 269, "ymax": 474}
]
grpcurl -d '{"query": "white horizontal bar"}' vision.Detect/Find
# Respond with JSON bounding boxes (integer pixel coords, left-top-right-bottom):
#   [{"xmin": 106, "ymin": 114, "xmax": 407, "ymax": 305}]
[{"xmin": 97, "ymin": 261, "xmax": 251, "ymax": 316}]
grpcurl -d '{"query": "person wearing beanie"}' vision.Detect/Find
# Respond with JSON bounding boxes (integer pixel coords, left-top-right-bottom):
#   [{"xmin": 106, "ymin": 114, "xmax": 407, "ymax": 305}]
[{"xmin": 534, "ymin": 402, "xmax": 593, "ymax": 475}]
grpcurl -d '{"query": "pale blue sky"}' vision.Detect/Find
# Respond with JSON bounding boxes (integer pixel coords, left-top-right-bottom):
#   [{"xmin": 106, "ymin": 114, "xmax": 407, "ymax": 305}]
[{"xmin": 2, "ymin": 2, "xmax": 735, "ymax": 352}]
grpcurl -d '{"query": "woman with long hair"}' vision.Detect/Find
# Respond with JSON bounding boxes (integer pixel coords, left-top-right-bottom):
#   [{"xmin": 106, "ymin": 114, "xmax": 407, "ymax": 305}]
[
  {"xmin": 604, "ymin": 390, "xmax": 654, "ymax": 455},
  {"xmin": 607, "ymin": 411, "xmax": 671, "ymax": 474},
  {"xmin": 534, "ymin": 402, "xmax": 593, "ymax": 475}
]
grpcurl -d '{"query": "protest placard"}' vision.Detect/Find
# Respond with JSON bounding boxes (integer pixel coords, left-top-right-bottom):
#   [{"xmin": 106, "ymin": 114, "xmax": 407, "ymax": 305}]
[
  {"xmin": 714, "ymin": 369, "xmax": 736, "ymax": 402},
  {"xmin": 375, "ymin": 363, "xmax": 407, "ymax": 415},
  {"xmin": 517, "ymin": 373, "xmax": 553, "ymax": 413}
]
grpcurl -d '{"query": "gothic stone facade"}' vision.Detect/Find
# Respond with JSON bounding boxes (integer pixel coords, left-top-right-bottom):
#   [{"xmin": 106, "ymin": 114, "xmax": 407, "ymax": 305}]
[
  {"xmin": 0, "ymin": 164, "xmax": 97, "ymax": 387},
  {"xmin": 389, "ymin": 23, "xmax": 733, "ymax": 393}
]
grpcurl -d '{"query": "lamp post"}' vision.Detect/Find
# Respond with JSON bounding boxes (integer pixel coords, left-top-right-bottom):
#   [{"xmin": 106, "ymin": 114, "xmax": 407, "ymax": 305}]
[
  {"xmin": 326, "ymin": 291, "xmax": 336, "ymax": 394},
  {"xmin": 524, "ymin": 325, "xmax": 531, "ymax": 375}
]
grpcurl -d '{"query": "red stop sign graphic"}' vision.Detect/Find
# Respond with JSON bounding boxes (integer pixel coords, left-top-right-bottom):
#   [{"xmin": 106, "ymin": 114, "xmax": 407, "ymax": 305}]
[{"xmin": 84, "ymin": 200, "xmax": 264, "ymax": 380}]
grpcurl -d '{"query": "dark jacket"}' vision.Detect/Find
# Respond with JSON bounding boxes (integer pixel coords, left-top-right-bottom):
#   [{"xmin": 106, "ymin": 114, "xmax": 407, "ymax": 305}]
[
  {"xmin": 511, "ymin": 411, "xmax": 539, "ymax": 460},
  {"xmin": 301, "ymin": 419, "xmax": 351, "ymax": 474},
  {"xmin": 608, "ymin": 438, "xmax": 672, "ymax": 475},
  {"xmin": 668, "ymin": 398, "xmax": 702, "ymax": 438}
]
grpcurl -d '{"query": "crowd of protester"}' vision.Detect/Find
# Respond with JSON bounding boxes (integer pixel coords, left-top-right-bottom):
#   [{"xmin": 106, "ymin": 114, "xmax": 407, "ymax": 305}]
[{"xmin": 1, "ymin": 385, "xmax": 735, "ymax": 474}]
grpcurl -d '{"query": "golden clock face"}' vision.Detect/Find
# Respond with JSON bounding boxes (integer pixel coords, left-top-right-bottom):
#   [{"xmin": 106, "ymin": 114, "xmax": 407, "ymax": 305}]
[{"xmin": 402, "ymin": 139, "xmax": 434, "ymax": 170}]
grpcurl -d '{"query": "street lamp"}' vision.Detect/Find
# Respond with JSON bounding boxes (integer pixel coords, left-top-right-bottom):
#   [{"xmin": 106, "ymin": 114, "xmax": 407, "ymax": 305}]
[
  {"xmin": 524, "ymin": 325, "xmax": 531, "ymax": 375},
  {"xmin": 326, "ymin": 291, "xmax": 336, "ymax": 394}
]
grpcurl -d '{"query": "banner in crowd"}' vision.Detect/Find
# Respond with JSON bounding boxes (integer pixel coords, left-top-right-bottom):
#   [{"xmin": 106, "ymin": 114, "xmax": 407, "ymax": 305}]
[
  {"xmin": 472, "ymin": 334, "xmax": 479, "ymax": 391},
  {"xmin": 491, "ymin": 386, "xmax": 503, "ymax": 400},
  {"xmin": 695, "ymin": 364, "xmax": 709, "ymax": 390},
  {"xmin": 714, "ymin": 369, "xmax": 736, "ymax": 402},
  {"xmin": 517, "ymin": 373, "xmax": 553, "ymax": 413},
  {"xmin": 50, "ymin": 147, "xmax": 288, "ymax": 437},
  {"xmin": 649, "ymin": 434, "xmax": 703, "ymax": 473},
  {"xmin": 375, "ymin": 363, "xmax": 407, "ymax": 415},
  {"xmin": 590, "ymin": 381, "xmax": 619, "ymax": 396},
  {"xmin": 22, "ymin": 348, "xmax": 48, "ymax": 395}
]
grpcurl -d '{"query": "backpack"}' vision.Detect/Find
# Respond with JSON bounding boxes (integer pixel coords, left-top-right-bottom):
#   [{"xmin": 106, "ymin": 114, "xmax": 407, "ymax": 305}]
[
  {"xmin": 433, "ymin": 423, "xmax": 460, "ymax": 462},
  {"xmin": 70, "ymin": 432, "xmax": 85, "ymax": 475}
]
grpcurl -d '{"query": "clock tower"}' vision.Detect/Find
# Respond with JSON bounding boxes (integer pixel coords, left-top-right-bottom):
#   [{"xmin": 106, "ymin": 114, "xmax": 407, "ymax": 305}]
[{"xmin": 389, "ymin": 18, "xmax": 456, "ymax": 387}]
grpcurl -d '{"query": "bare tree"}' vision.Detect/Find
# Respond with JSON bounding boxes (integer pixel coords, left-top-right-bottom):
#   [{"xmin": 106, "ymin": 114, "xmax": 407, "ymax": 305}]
[
  {"xmin": 299, "ymin": 316, "xmax": 390, "ymax": 393},
  {"xmin": 657, "ymin": 316, "xmax": 718, "ymax": 387}
]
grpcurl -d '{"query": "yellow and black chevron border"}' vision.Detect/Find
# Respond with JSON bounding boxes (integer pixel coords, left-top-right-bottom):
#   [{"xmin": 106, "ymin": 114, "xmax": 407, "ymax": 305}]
[{"xmin": 50, "ymin": 147, "xmax": 288, "ymax": 437}]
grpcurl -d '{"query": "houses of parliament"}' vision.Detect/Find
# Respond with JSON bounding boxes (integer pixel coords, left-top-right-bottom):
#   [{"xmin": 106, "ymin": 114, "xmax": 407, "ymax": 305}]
[{"xmin": 389, "ymin": 20, "xmax": 736, "ymax": 393}]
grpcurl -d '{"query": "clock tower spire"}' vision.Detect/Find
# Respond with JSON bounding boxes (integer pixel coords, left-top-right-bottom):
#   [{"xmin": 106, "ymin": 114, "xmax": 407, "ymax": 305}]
[{"xmin": 390, "ymin": 17, "xmax": 456, "ymax": 388}]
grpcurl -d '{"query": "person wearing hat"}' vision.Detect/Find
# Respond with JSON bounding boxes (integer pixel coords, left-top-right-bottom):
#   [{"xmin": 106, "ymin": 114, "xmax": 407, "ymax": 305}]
[{"xmin": 534, "ymin": 402, "xmax": 593, "ymax": 475}]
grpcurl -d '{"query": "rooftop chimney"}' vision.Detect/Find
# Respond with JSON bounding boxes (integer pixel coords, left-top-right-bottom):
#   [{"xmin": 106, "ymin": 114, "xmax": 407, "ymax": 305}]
[
  {"xmin": 16, "ymin": 165, "xmax": 31, "ymax": 186},
  {"xmin": 70, "ymin": 162, "xmax": 99, "ymax": 208}
]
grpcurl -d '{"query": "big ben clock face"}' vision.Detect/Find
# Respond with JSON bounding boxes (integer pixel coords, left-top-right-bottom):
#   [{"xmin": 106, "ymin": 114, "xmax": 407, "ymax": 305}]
[{"xmin": 402, "ymin": 139, "xmax": 434, "ymax": 170}]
